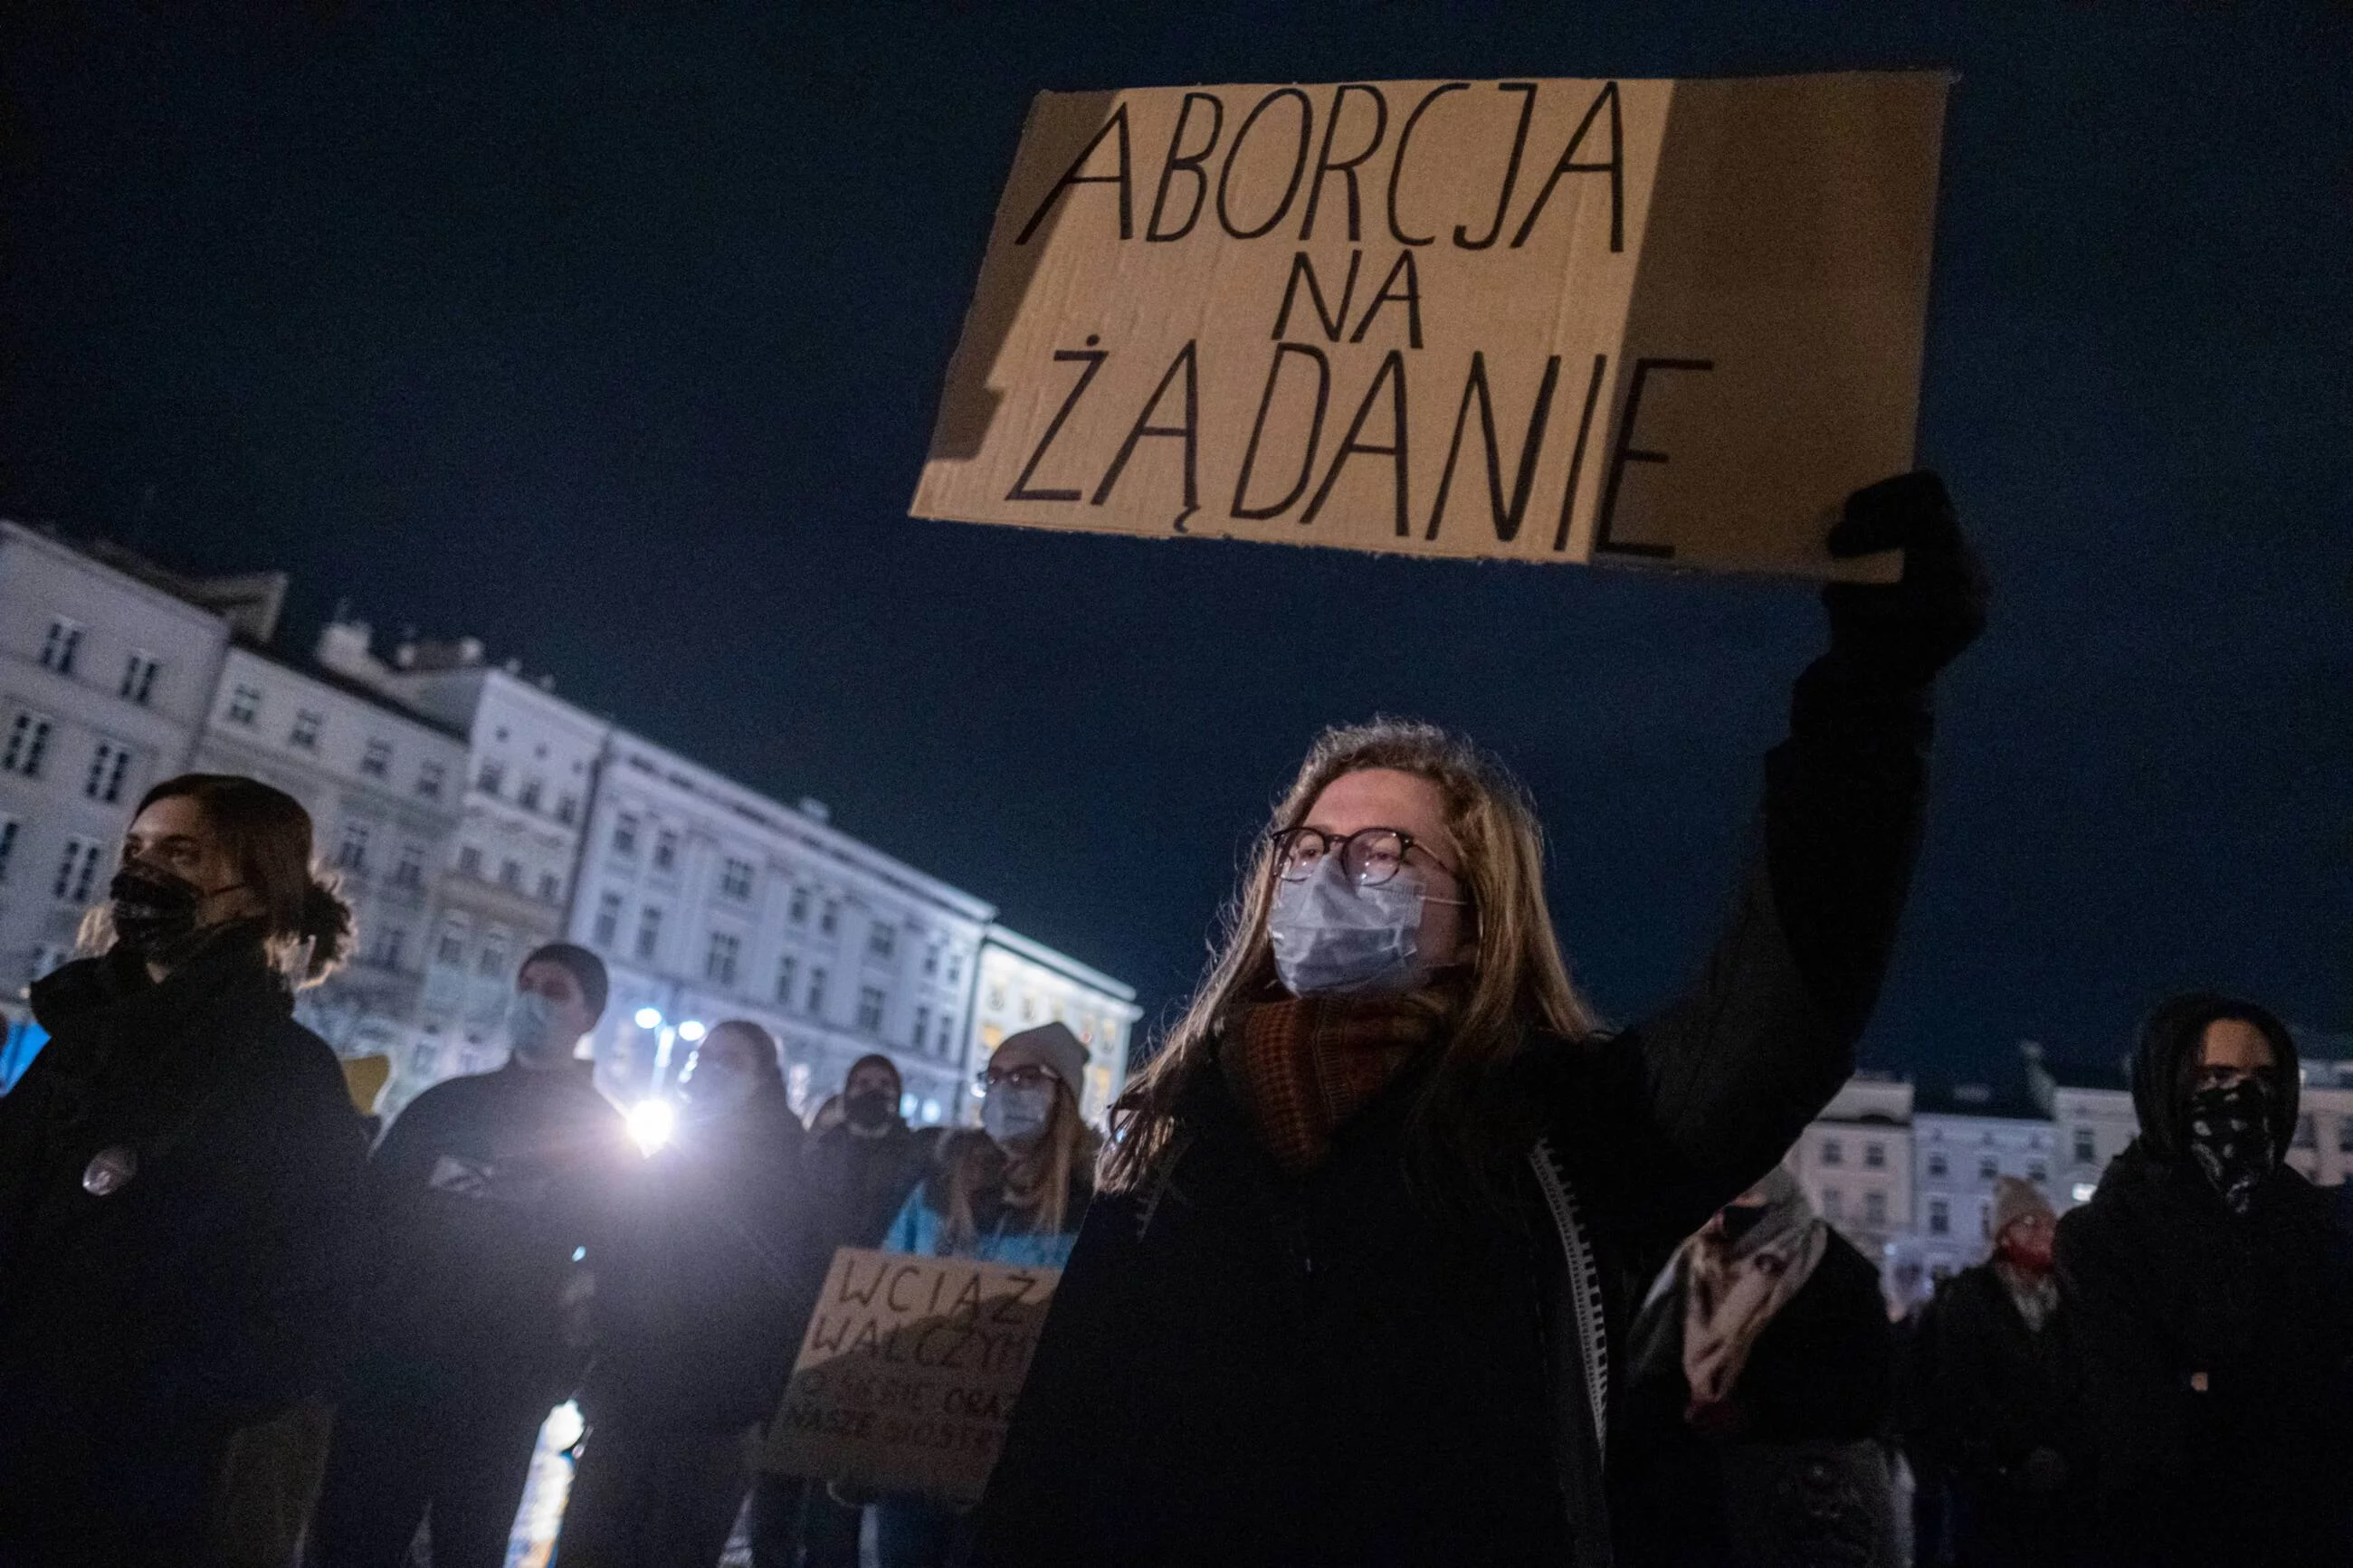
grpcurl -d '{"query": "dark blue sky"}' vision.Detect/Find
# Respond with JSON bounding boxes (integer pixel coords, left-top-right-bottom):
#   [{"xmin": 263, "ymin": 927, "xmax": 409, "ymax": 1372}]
[{"xmin": 2, "ymin": 4, "xmax": 2345, "ymax": 1080}]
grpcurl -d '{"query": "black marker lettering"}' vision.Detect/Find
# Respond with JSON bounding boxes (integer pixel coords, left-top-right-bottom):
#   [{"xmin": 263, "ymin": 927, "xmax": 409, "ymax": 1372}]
[
  {"xmin": 1217, "ymin": 88, "xmax": 1314, "ymax": 240},
  {"xmin": 1551, "ymin": 353, "xmax": 1610, "ymax": 552},
  {"xmin": 1386, "ymin": 82, "xmax": 1468, "ymax": 246},
  {"xmin": 1146, "ymin": 92, "xmax": 1224, "ymax": 242},
  {"xmin": 1453, "ymin": 82, "xmax": 1538, "ymax": 250},
  {"xmin": 1006, "ymin": 344, "xmax": 1108, "ymax": 503},
  {"xmin": 1348, "ymin": 250, "xmax": 1423, "ymax": 348},
  {"xmin": 1231, "ymin": 343, "xmax": 1331, "ymax": 520},
  {"xmin": 1510, "ymin": 81, "xmax": 1624, "ymax": 252},
  {"xmin": 1426, "ymin": 352, "xmax": 1559, "ymax": 543},
  {"xmin": 1015, "ymin": 105, "xmax": 1134, "ymax": 244},
  {"xmin": 1299, "ymin": 83, "xmax": 1388, "ymax": 242},
  {"xmin": 1594, "ymin": 356, "xmax": 1712, "ymax": 559},
  {"xmin": 1271, "ymin": 250, "xmax": 1362, "ymax": 342},
  {"xmin": 1302, "ymin": 349, "xmax": 1410, "ymax": 536},
  {"xmin": 1091, "ymin": 340, "xmax": 1199, "ymax": 519}
]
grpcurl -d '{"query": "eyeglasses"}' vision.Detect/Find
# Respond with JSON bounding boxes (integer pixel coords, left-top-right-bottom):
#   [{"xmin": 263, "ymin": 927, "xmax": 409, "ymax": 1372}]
[
  {"xmin": 1269, "ymin": 826, "xmax": 1460, "ymax": 889},
  {"xmin": 974, "ymin": 1062, "xmax": 1062, "ymax": 1094}
]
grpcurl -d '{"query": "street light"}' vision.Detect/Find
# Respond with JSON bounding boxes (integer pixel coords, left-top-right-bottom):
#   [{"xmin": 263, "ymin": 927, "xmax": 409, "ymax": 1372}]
[
  {"xmin": 677, "ymin": 1020, "xmax": 707, "ymax": 1043},
  {"xmin": 634, "ymin": 1006, "xmax": 663, "ymax": 1031}
]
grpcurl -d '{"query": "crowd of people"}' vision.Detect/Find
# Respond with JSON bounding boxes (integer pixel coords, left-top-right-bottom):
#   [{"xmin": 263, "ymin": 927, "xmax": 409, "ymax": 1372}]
[{"xmin": 0, "ymin": 471, "xmax": 2346, "ymax": 1568}]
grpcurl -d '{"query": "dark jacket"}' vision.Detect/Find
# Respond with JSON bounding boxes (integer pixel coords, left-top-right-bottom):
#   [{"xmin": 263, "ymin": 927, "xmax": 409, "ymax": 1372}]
[
  {"xmin": 586, "ymin": 1092, "xmax": 809, "ymax": 1430},
  {"xmin": 973, "ymin": 659, "xmax": 1934, "ymax": 1568},
  {"xmin": 1931, "ymin": 1261, "xmax": 2079, "ymax": 1489},
  {"xmin": 357, "ymin": 1055, "xmax": 627, "ymax": 1408},
  {"xmin": 0, "ymin": 938, "xmax": 366, "ymax": 1566},
  {"xmin": 1615, "ymin": 1231, "xmax": 1895, "ymax": 1567},
  {"xmin": 803, "ymin": 1117, "xmax": 935, "ymax": 1255},
  {"xmin": 2054, "ymin": 998, "xmax": 2353, "ymax": 1568}
]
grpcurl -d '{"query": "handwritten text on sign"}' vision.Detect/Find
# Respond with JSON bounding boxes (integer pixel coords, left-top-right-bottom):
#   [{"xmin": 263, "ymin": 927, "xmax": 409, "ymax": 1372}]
[
  {"xmin": 915, "ymin": 73, "xmax": 1948, "ymax": 577},
  {"xmin": 762, "ymin": 1247, "xmax": 1060, "ymax": 1504}
]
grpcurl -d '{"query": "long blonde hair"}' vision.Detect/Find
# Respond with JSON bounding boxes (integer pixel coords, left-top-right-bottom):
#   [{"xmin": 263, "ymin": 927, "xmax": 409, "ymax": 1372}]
[
  {"xmin": 1101, "ymin": 718, "xmax": 1599, "ymax": 1202},
  {"xmin": 942, "ymin": 1079, "xmax": 1097, "ymax": 1250}
]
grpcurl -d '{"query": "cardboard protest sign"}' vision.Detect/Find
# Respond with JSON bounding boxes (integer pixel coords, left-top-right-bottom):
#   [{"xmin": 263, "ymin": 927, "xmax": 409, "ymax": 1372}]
[
  {"xmin": 914, "ymin": 73, "xmax": 1948, "ymax": 577},
  {"xmin": 762, "ymin": 1247, "xmax": 1060, "ymax": 1504}
]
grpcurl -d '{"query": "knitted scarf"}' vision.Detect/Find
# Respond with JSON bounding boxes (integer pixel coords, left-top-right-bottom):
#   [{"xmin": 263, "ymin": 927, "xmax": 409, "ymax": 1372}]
[{"xmin": 1221, "ymin": 992, "xmax": 1445, "ymax": 1174}]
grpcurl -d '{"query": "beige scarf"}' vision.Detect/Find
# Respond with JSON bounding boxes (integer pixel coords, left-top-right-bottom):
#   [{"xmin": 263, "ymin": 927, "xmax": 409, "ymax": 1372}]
[{"xmin": 1670, "ymin": 1167, "xmax": 1829, "ymax": 1423}]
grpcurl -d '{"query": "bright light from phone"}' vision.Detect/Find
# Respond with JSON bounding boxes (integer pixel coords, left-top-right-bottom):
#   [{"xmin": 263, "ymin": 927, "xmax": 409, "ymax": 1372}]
[
  {"xmin": 627, "ymin": 1099, "xmax": 675, "ymax": 1155},
  {"xmin": 634, "ymin": 1006, "xmax": 663, "ymax": 1030}
]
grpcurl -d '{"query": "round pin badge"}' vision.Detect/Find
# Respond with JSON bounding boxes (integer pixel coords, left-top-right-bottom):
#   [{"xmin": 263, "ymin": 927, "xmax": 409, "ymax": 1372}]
[{"xmin": 82, "ymin": 1145, "xmax": 138, "ymax": 1197}]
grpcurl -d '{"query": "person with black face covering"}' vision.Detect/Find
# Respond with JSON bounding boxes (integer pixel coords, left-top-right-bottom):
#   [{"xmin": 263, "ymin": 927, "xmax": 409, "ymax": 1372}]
[
  {"xmin": 747, "ymin": 1053, "xmax": 937, "ymax": 1568},
  {"xmin": 556, "ymin": 1021, "xmax": 806, "ymax": 1568},
  {"xmin": 2055, "ymin": 993, "xmax": 2353, "ymax": 1568},
  {"xmin": 309, "ymin": 942, "xmax": 627, "ymax": 1568},
  {"xmin": 0, "ymin": 775, "xmax": 365, "ymax": 1568}
]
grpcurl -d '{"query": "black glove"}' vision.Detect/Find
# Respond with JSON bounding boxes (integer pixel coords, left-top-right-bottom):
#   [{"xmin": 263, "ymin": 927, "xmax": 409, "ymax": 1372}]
[{"xmin": 1820, "ymin": 470, "xmax": 1987, "ymax": 690}]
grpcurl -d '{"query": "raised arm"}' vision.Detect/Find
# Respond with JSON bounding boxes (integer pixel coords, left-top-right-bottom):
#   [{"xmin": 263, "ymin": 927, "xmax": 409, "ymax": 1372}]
[{"xmin": 1570, "ymin": 473, "xmax": 1984, "ymax": 1243}]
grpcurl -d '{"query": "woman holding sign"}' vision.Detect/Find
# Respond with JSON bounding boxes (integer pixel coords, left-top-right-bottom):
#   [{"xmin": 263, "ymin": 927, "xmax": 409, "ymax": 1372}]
[{"xmin": 974, "ymin": 473, "xmax": 1984, "ymax": 1568}]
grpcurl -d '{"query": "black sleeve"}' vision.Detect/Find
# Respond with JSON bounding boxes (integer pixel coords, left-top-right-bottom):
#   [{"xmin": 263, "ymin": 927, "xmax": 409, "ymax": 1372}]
[
  {"xmin": 2056, "ymin": 1210, "xmax": 2185, "ymax": 1567},
  {"xmin": 1564, "ymin": 660, "xmax": 1933, "ymax": 1248},
  {"xmin": 1738, "ymin": 1244, "xmax": 1894, "ymax": 1442}
]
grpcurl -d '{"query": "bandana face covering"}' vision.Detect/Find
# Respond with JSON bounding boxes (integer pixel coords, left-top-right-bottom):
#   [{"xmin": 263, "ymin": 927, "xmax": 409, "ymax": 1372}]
[{"xmin": 2186, "ymin": 1078, "xmax": 2278, "ymax": 1216}]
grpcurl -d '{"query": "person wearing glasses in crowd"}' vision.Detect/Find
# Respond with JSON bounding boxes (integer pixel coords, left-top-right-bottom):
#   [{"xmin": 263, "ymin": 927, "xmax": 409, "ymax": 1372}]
[
  {"xmin": 973, "ymin": 474, "xmax": 1986, "ymax": 1568},
  {"xmin": 872, "ymin": 1022, "xmax": 1098, "ymax": 1567}
]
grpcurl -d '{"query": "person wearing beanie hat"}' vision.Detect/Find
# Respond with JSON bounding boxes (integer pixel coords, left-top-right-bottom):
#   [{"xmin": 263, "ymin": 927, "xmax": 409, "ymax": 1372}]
[
  {"xmin": 311, "ymin": 946, "xmax": 627, "ymax": 1568},
  {"xmin": 1927, "ymin": 1175, "xmax": 2082, "ymax": 1566},
  {"xmin": 990, "ymin": 1021, "xmax": 1088, "ymax": 1092}
]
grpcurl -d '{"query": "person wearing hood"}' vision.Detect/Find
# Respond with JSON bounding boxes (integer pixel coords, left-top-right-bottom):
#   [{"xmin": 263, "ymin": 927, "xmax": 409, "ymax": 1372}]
[
  {"xmin": 309, "ymin": 942, "xmax": 628, "ymax": 1568},
  {"xmin": 746, "ymin": 1053, "xmax": 938, "ymax": 1568},
  {"xmin": 2054, "ymin": 993, "xmax": 2353, "ymax": 1568},
  {"xmin": 969, "ymin": 474, "xmax": 1979, "ymax": 1568},
  {"xmin": 1930, "ymin": 1178, "xmax": 2085, "ymax": 1568},
  {"xmin": 1615, "ymin": 1170, "xmax": 1899, "ymax": 1568},
  {"xmin": 872, "ymin": 1022, "xmax": 1098, "ymax": 1568},
  {"xmin": 556, "ymin": 1022, "xmax": 807, "ymax": 1568},
  {"xmin": 0, "ymin": 774, "xmax": 366, "ymax": 1568}
]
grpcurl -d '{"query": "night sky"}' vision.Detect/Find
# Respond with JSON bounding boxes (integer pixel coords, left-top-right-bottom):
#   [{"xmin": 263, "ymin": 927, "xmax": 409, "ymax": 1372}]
[{"xmin": 2, "ymin": 5, "xmax": 2346, "ymax": 1082}]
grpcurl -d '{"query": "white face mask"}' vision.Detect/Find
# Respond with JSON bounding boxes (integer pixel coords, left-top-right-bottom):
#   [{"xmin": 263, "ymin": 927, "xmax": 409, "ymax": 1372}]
[
  {"xmin": 506, "ymin": 991, "xmax": 575, "ymax": 1066},
  {"xmin": 1266, "ymin": 852, "xmax": 1432, "ymax": 998},
  {"xmin": 982, "ymin": 1081, "xmax": 1054, "ymax": 1147}
]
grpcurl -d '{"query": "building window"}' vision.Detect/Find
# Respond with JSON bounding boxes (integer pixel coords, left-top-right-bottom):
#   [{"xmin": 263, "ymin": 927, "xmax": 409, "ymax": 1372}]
[
  {"xmin": 0, "ymin": 817, "xmax": 18, "ymax": 882},
  {"xmin": 913, "ymin": 1005, "xmax": 930, "ymax": 1050},
  {"xmin": 653, "ymin": 829, "xmax": 679, "ymax": 873},
  {"xmin": 52, "ymin": 837, "xmax": 103, "ymax": 903},
  {"xmin": 1821, "ymin": 1186, "xmax": 1844, "ymax": 1221},
  {"xmin": 868, "ymin": 924, "xmax": 897, "ymax": 961},
  {"xmin": 226, "ymin": 684, "xmax": 262, "ymax": 726},
  {"xmin": 924, "ymin": 944, "xmax": 940, "ymax": 978},
  {"xmin": 775, "ymin": 955, "xmax": 800, "ymax": 1006},
  {"xmin": 477, "ymin": 933, "xmax": 508, "ymax": 978},
  {"xmin": 372, "ymin": 927, "xmax": 407, "ymax": 969},
  {"xmin": 1863, "ymin": 1143, "xmax": 1885, "ymax": 1170},
  {"xmin": 819, "ymin": 900, "xmax": 839, "ymax": 936},
  {"xmin": 415, "ymin": 761, "xmax": 445, "ymax": 801},
  {"xmin": 787, "ymin": 887, "xmax": 810, "ymax": 925},
  {"xmin": 556, "ymin": 793, "xmax": 579, "ymax": 826},
  {"xmin": 1977, "ymin": 1155, "xmax": 1999, "ymax": 1181},
  {"xmin": 936, "ymin": 1012, "xmax": 957, "ymax": 1053},
  {"xmin": 360, "ymin": 738, "xmax": 392, "ymax": 779},
  {"xmin": 288, "ymin": 709, "xmax": 321, "ymax": 750},
  {"xmin": 612, "ymin": 813, "xmax": 640, "ymax": 856},
  {"xmin": 2073, "ymin": 1127, "xmax": 2096, "ymax": 1164},
  {"xmin": 83, "ymin": 741, "xmax": 130, "ymax": 803},
  {"xmin": 719, "ymin": 858, "xmax": 755, "ymax": 901},
  {"xmin": 1928, "ymin": 1151, "xmax": 1948, "ymax": 1179},
  {"xmin": 1819, "ymin": 1139, "xmax": 1843, "ymax": 1167},
  {"xmin": 435, "ymin": 917, "xmax": 469, "ymax": 966},
  {"xmin": 2027, "ymin": 1160, "xmax": 2048, "ymax": 1183},
  {"xmin": 499, "ymin": 859, "xmax": 522, "ymax": 891},
  {"xmin": 335, "ymin": 823, "xmax": 369, "ymax": 872},
  {"xmin": 805, "ymin": 966, "xmax": 828, "ymax": 1015},
  {"xmin": 39, "ymin": 618, "xmax": 81, "ymax": 675},
  {"xmin": 856, "ymin": 985, "xmax": 885, "ymax": 1033},
  {"xmin": 538, "ymin": 871, "xmax": 561, "ymax": 903},
  {"xmin": 412, "ymin": 1039, "xmax": 442, "ymax": 1079},
  {"xmin": 706, "ymin": 932, "xmax": 741, "ymax": 987},
  {"xmin": 519, "ymin": 776, "xmax": 543, "ymax": 812},
  {"xmin": 1864, "ymin": 1190, "xmax": 1887, "ymax": 1225},
  {"xmin": 392, "ymin": 844, "xmax": 424, "ymax": 889},
  {"xmin": 2339, "ymin": 1119, "xmax": 2353, "ymax": 1155},
  {"xmin": 946, "ymin": 955, "xmax": 961, "ymax": 987},
  {"xmin": 477, "ymin": 762, "xmax": 504, "ymax": 796},
  {"xmin": 4, "ymin": 711, "xmax": 54, "ymax": 776},
  {"xmin": 634, "ymin": 906, "xmax": 662, "ymax": 962},
  {"xmin": 457, "ymin": 844, "xmax": 482, "ymax": 877},
  {"xmin": 593, "ymin": 892, "xmax": 622, "ymax": 946},
  {"xmin": 119, "ymin": 651, "xmax": 159, "ymax": 704},
  {"xmin": 1928, "ymin": 1198, "xmax": 1950, "ymax": 1237}
]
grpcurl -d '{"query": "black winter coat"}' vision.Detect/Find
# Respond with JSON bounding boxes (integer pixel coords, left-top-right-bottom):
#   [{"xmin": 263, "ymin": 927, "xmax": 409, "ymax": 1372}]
[
  {"xmin": 2057, "ymin": 1143, "xmax": 2353, "ymax": 1568},
  {"xmin": 1615, "ymin": 1231, "xmax": 1894, "ymax": 1567},
  {"xmin": 586, "ymin": 1094, "xmax": 809, "ymax": 1430},
  {"xmin": 357, "ymin": 1056, "xmax": 627, "ymax": 1409},
  {"xmin": 0, "ymin": 939, "xmax": 366, "ymax": 1567},
  {"xmin": 1929, "ymin": 1261, "xmax": 2080, "ymax": 1487},
  {"xmin": 974, "ymin": 660, "xmax": 1934, "ymax": 1568}
]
